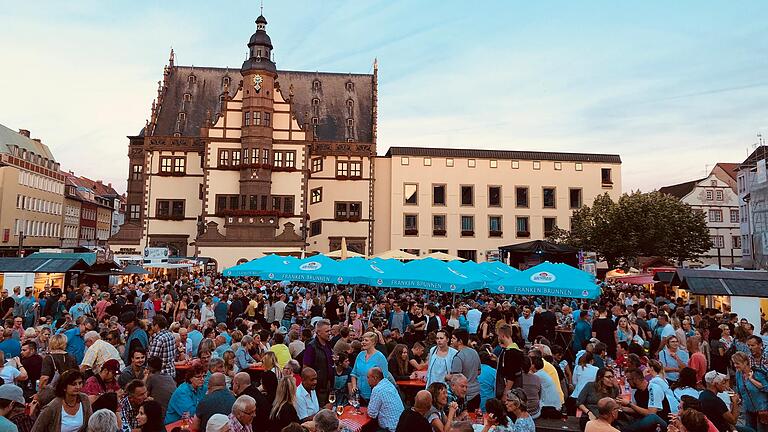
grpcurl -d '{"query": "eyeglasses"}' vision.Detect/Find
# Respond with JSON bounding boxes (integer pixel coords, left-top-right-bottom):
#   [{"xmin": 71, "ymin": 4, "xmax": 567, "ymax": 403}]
[{"xmin": 604, "ymin": 375, "xmax": 614, "ymax": 379}]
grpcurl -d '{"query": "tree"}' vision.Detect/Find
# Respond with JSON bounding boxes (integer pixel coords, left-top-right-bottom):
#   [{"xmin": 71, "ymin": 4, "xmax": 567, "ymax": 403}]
[{"xmin": 548, "ymin": 191, "xmax": 712, "ymax": 267}]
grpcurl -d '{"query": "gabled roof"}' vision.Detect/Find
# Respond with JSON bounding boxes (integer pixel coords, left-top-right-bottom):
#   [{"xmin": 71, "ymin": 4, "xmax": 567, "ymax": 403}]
[
  {"xmin": 0, "ymin": 257, "xmax": 89, "ymax": 273},
  {"xmin": 28, "ymin": 252, "xmax": 97, "ymax": 266},
  {"xmin": 658, "ymin": 178, "xmax": 704, "ymax": 199},
  {"xmin": 76, "ymin": 176, "xmax": 118, "ymax": 198},
  {"xmin": 152, "ymin": 66, "xmax": 374, "ymax": 143},
  {"xmin": 714, "ymin": 163, "xmax": 739, "ymax": 182},
  {"xmin": 385, "ymin": 147, "xmax": 621, "ymax": 163},
  {"xmin": 0, "ymin": 123, "xmax": 55, "ymax": 160},
  {"xmin": 740, "ymin": 146, "xmax": 768, "ymax": 169}
]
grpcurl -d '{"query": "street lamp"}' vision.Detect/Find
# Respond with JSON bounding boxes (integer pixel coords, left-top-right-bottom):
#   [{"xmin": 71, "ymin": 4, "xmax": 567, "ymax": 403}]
[{"xmin": 17, "ymin": 231, "xmax": 25, "ymax": 257}]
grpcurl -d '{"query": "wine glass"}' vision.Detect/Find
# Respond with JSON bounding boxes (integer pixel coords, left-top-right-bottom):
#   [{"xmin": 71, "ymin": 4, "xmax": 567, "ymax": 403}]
[
  {"xmin": 336, "ymin": 404, "xmax": 345, "ymax": 417},
  {"xmin": 329, "ymin": 391, "xmax": 337, "ymax": 405},
  {"xmin": 350, "ymin": 392, "xmax": 361, "ymax": 414}
]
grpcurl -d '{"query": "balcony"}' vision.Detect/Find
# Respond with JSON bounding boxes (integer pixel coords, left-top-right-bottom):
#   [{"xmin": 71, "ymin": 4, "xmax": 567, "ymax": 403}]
[
  {"xmin": 489, "ymin": 230, "xmax": 503, "ymax": 238},
  {"xmin": 404, "ymin": 229, "xmax": 418, "ymax": 236},
  {"xmin": 432, "ymin": 229, "xmax": 446, "ymax": 237},
  {"xmin": 461, "ymin": 230, "xmax": 475, "ymax": 237},
  {"xmin": 516, "ymin": 231, "xmax": 530, "ymax": 238}
]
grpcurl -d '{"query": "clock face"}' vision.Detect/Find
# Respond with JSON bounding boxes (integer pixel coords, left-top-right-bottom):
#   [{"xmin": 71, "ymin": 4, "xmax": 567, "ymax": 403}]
[{"xmin": 253, "ymin": 75, "xmax": 263, "ymax": 92}]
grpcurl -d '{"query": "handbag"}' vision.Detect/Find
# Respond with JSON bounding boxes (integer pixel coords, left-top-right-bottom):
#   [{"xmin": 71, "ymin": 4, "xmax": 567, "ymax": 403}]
[{"xmin": 742, "ymin": 371, "xmax": 768, "ymax": 424}]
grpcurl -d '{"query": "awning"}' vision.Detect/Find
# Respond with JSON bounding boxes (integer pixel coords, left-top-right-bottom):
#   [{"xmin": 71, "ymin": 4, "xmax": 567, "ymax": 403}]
[
  {"xmin": 27, "ymin": 252, "xmax": 97, "ymax": 266},
  {"xmin": 674, "ymin": 269, "xmax": 768, "ymax": 297},
  {"xmin": 0, "ymin": 257, "xmax": 89, "ymax": 273},
  {"xmin": 614, "ymin": 274, "xmax": 656, "ymax": 285},
  {"xmin": 654, "ymin": 271, "xmax": 675, "ymax": 284}
]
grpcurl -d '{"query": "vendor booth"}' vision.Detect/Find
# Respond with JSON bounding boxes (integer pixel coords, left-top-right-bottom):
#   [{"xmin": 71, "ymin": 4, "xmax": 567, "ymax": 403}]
[
  {"xmin": 0, "ymin": 256, "xmax": 90, "ymax": 293},
  {"xmin": 498, "ymin": 240, "xmax": 579, "ymax": 270}
]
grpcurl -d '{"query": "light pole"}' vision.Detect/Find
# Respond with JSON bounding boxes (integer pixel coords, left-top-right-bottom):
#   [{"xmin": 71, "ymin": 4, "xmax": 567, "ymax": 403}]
[{"xmin": 17, "ymin": 231, "xmax": 25, "ymax": 257}]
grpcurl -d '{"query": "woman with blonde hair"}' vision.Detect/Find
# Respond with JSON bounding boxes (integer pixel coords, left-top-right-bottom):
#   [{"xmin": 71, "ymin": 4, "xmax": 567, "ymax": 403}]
[
  {"xmin": 262, "ymin": 351, "xmax": 282, "ymax": 377},
  {"xmin": 350, "ymin": 332, "xmax": 389, "ymax": 401},
  {"xmin": 39, "ymin": 333, "xmax": 78, "ymax": 393},
  {"xmin": 268, "ymin": 376, "xmax": 299, "ymax": 432}
]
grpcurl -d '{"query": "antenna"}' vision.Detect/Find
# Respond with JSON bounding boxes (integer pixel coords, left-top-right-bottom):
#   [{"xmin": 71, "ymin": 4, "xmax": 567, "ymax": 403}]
[{"xmin": 260, "ymin": 0, "xmax": 264, "ymax": 15}]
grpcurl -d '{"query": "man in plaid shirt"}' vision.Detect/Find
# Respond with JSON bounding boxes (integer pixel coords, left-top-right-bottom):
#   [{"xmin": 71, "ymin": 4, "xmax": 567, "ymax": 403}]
[{"xmin": 147, "ymin": 315, "xmax": 177, "ymax": 378}]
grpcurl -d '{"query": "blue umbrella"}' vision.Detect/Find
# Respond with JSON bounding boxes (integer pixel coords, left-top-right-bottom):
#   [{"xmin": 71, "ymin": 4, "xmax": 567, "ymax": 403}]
[
  {"xmin": 222, "ymin": 255, "xmax": 298, "ymax": 277},
  {"xmin": 479, "ymin": 261, "xmax": 520, "ymax": 277},
  {"xmin": 448, "ymin": 260, "xmax": 500, "ymax": 286},
  {"xmin": 260, "ymin": 255, "xmax": 352, "ymax": 284},
  {"xmin": 490, "ymin": 261, "xmax": 601, "ymax": 299},
  {"xmin": 380, "ymin": 258, "xmax": 484, "ymax": 293}
]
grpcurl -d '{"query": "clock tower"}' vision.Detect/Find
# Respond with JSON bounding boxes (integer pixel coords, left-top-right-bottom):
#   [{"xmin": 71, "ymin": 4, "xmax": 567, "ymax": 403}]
[{"xmin": 230, "ymin": 15, "xmax": 279, "ymax": 240}]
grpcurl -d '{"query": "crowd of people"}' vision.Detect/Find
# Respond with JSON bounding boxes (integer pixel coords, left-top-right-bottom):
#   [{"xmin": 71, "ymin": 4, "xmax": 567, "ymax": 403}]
[{"xmin": 0, "ymin": 272, "xmax": 764, "ymax": 432}]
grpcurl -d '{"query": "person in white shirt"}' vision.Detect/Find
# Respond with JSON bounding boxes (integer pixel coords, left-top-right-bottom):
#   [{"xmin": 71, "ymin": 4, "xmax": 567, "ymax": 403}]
[
  {"xmin": 295, "ymin": 367, "xmax": 320, "ymax": 421},
  {"xmin": 532, "ymin": 355, "xmax": 562, "ymax": 416},
  {"xmin": 518, "ymin": 307, "xmax": 534, "ymax": 342},
  {"xmin": 466, "ymin": 305, "xmax": 482, "ymax": 335}
]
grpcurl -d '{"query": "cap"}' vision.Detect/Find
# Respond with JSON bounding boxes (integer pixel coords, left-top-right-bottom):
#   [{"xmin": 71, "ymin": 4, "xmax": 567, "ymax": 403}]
[
  {"xmin": 589, "ymin": 337, "xmax": 600, "ymax": 344},
  {"xmin": 206, "ymin": 413, "xmax": 229, "ymax": 432},
  {"xmin": 102, "ymin": 359, "xmax": 121, "ymax": 374},
  {"xmin": 0, "ymin": 384, "xmax": 25, "ymax": 405},
  {"xmin": 382, "ymin": 329, "xmax": 392, "ymax": 337},
  {"xmin": 705, "ymin": 370, "xmax": 727, "ymax": 385}
]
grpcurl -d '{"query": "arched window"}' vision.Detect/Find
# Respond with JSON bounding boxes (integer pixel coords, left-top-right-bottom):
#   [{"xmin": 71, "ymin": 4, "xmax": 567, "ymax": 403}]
[
  {"xmin": 346, "ymin": 81, "xmax": 354, "ymax": 91},
  {"xmin": 222, "ymin": 76, "xmax": 230, "ymax": 86},
  {"xmin": 178, "ymin": 112, "xmax": 186, "ymax": 121},
  {"xmin": 183, "ymin": 93, "xmax": 191, "ymax": 102},
  {"xmin": 312, "ymin": 79, "xmax": 321, "ymax": 90},
  {"xmin": 188, "ymin": 74, "xmax": 196, "ymax": 84},
  {"xmin": 312, "ymin": 98, "xmax": 320, "ymax": 106}
]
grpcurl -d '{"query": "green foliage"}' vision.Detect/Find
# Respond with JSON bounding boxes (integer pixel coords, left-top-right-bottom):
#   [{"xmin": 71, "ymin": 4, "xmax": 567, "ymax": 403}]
[{"xmin": 547, "ymin": 191, "xmax": 712, "ymax": 267}]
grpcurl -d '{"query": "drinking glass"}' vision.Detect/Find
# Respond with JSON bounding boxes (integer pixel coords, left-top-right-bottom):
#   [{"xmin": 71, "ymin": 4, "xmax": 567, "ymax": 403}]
[
  {"xmin": 336, "ymin": 404, "xmax": 345, "ymax": 417},
  {"xmin": 329, "ymin": 391, "xmax": 337, "ymax": 405}
]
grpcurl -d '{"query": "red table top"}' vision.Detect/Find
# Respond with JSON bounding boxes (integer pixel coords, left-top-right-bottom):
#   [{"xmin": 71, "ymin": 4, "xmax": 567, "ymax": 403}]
[
  {"xmin": 165, "ymin": 419, "xmax": 198, "ymax": 432},
  {"xmin": 338, "ymin": 406, "xmax": 372, "ymax": 432},
  {"xmin": 396, "ymin": 379, "xmax": 425, "ymax": 388},
  {"xmin": 174, "ymin": 362, "xmax": 264, "ymax": 371}
]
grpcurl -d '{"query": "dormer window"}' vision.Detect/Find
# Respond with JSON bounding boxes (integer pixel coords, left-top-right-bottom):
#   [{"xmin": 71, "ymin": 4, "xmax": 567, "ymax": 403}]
[
  {"xmin": 188, "ymin": 74, "xmax": 196, "ymax": 84},
  {"xmin": 222, "ymin": 77, "xmax": 230, "ymax": 86},
  {"xmin": 346, "ymin": 82, "xmax": 354, "ymax": 91},
  {"xmin": 183, "ymin": 93, "xmax": 191, "ymax": 102},
  {"xmin": 312, "ymin": 80, "xmax": 321, "ymax": 90}
]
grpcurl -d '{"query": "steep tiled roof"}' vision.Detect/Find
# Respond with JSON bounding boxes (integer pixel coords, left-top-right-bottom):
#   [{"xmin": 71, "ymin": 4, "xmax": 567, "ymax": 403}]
[
  {"xmin": 0, "ymin": 123, "xmax": 55, "ymax": 160},
  {"xmin": 152, "ymin": 66, "xmax": 374, "ymax": 143},
  {"xmin": 385, "ymin": 147, "xmax": 621, "ymax": 163},
  {"xmin": 658, "ymin": 179, "xmax": 702, "ymax": 199},
  {"xmin": 740, "ymin": 146, "xmax": 768, "ymax": 169},
  {"xmin": 76, "ymin": 176, "xmax": 119, "ymax": 198},
  {"xmin": 714, "ymin": 163, "xmax": 739, "ymax": 182}
]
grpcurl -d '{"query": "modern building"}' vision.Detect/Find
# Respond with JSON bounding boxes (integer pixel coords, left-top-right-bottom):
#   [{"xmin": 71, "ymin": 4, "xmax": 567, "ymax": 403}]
[
  {"xmin": 737, "ymin": 145, "xmax": 768, "ymax": 269},
  {"xmin": 109, "ymin": 15, "xmax": 623, "ymax": 268},
  {"xmin": 0, "ymin": 125, "xmax": 64, "ymax": 256},
  {"xmin": 659, "ymin": 164, "xmax": 741, "ymax": 267}
]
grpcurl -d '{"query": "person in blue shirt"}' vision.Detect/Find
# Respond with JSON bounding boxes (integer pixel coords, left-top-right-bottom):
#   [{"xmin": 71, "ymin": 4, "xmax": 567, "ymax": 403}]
[
  {"xmin": 62, "ymin": 317, "xmax": 96, "ymax": 365},
  {"xmin": 572, "ymin": 311, "xmax": 592, "ymax": 355},
  {"xmin": 122, "ymin": 311, "xmax": 148, "ymax": 364},
  {"xmin": 350, "ymin": 332, "xmax": 389, "ymax": 400},
  {"xmin": 477, "ymin": 348, "xmax": 497, "ymax": 412},
  {"xmin": 165, "ymin": 361, "xmax": 207, "ymax": 424},
  {"xmin": 68, "ymin": 295, "xmax": 92, "ymax": 321},
  {"xmin": 214, "ymin": 295, "xmax": 228, "ymax": 324},
  {"xmin": 185, "ymin": 320, "xmax": 204, "ymax": 358},
  {"xmin": 0, "ymin": 329, "xmax": 21, "ymax": 358}
]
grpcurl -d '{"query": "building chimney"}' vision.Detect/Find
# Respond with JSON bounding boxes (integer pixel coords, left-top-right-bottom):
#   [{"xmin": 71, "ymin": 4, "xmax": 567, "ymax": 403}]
[
  {"xmin": 108, "ymin": 183, "xmax": 112, "ymax": 188},
  {"xmin": 32, "ymin": 138, "xmax": 41, "ymax": 143},
  {"xmin": 18, "ymin": 129, "xmax": 30, "ymax": 138}
]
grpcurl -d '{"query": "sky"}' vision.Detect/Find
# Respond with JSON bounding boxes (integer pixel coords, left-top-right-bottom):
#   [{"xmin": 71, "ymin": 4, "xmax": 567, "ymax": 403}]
[{"xmin": 2, "ymin": 1, "xmax": 768, "ymax": 194}]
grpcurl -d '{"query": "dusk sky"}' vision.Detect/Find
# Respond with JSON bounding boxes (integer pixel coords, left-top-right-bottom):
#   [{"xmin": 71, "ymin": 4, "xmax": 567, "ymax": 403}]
[{"xmin": 2, "ymin": 1, "xmax": 768, "ymax": 194}]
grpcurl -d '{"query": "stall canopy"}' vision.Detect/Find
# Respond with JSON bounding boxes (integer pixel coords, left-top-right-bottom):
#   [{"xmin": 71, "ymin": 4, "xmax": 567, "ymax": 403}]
[
  {"xmin": 498, "ymin": 240, "xmax": 579, "ymax": 268},
  {"xmin": 258, "ymin": 255, "xmax": 352, "ymax": 284},
  {"xmin": 0, "ymin": 257, "xmax": 90, "ymax": 273},
  {"xmin": 613, "ymin": 274, "xmax": 657, "ymax": 285},
  {"xmin": 672, "ymin": 269, "xmax": 768, "ymax": 297},
  {"xmin": 490, "ymin": 261, "xmax": 600, "ymax": 299},
  {"xmin": 27, "ymin": 252, "xmax": 97, "ymax": 266},
  {"xmin": 121, "ymin": 265, "xmax": 150, "ymax": 275}
]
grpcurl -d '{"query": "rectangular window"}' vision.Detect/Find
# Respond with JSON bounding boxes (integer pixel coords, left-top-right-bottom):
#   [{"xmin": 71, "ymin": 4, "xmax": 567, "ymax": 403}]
[
  {"xmin": 575, "ymin": 162, "xmax": 583, "ymax": 171},
  {"xmin": 533, "ymin": 161, "xmax": 541, "ymax": 170},
  {"xmin": 706, "ymin": 190, "xmax": 713, "ymax": 201},
  {"xmin": 219, "ymin": 150, "xmax": 229, "ymax": 167},
  {"xmin": 228, "ymin": 150, "xmax": 239, "ymax": 167},
  {"xmin": 709, "ymin": 209, "xmax": 723, "ymax": 222},
  {"xmin": 262, "ymin": 149, "xmax": 269, "ymax": 165},
  {"xmin": 249, "ymin": 195, "xmax": 258, "ymax": 210},
  {"xmin": 516, "ymin": 187, "xmax": 529, "ymax": 208},
  {"xmin": 310, "ymin": 220, "xmax": 322, "ymax": 237},
  {"xmin": 468, "ymin": 159, "xmax": 476, "ymax": 168},
  {"xmin": 336, "ymin": 161, "xmax": 350, "ymax": 177},
  {"xmin": 569, "ymin": 188, "xmax": 583, "ymax": 209},
  {"xmin": 254, "ymin": 112, "xmax": 261, "ymax": 126},
  {"xmin": 516, "ymin": 216, "xmax": 530, "ymax": 237},
  {"xmin": 264, "ymin": 112, "xmax": 271, "ymax": 126},
  {"xmin": 349, "ymin": 202, "xmax": 361, "ymax": 219},
  {"xmin": 274, "ymin": 151, "xmax": 283, "ymax": 167},
  {"xmin": 171, "ymin": 200, "xmax": 185, "ymax": 218},
  {"xmin": 160, "ymin": 157, "xmax": 173, "ymax": 173},
  {"xmin": 733, "ymin": 235, "xmax": 742, "ymax": 249},
  {"xmin": 244, "ymin": 111, "xmax": 251, "ymax": 126},
  {"xmin": 131, "ymin": 164, "xmax": 142, "ymax": 181},
  {"xmin": 401, "ymin": 157, "xmax": 409, "ymax": 166},
  {"xmin": 156, "ymin": 200, "xmax": 170, "ymax": 218},
  {"xmin": 490, "ymin": 160, "xmax": 498, "ymax": 168},
  {"xmin": 433, "ymin": 215, "xmax": 446, "ymax": 236},
  {"xmin": 461, "ymin": 215, "xmax": 474, "ymax": 236},
  {"xmin": 511, "ymin": 160, "xmax": 519, "ymax": 169},
  {"xmin": 446, "ymin": 158, "xmax": 454, "ymax": 167},
  {"xmin": 544, "ymin": 217, "xmax": 557, "ymax": 236},
  {"xmin": 716, "ymin": 190, "xmax": 724, "ymax": 201},
  {"xmin": 601, "ymin": 168, "xmax": 613, "ymax": 184},
  {"xmin": 711, "ymin": 235, "xmax": 725, "ymax": 248},
  {"xmin": 404, "ymin": 214, "xmax": 418, "ymax": 236},
  {"xmin": 423, "ymin": 157, "xmax": 432, "ymax": 166},
  {"xmin": 311, "ymin": 158, "xmax": 323, "ymax": 173},
  {"xmin": 173, "ymin": 157, "xmax": 186, "ymax": 173},
  {"xmin": 730, "ymin": 209, "xmax": 739, "ymax": 223},
  {"xmin": 251, "ymin": 148, "xmax": 259, "ymax": 165},
  {"xmin": 457, "ymin": 250, "xmax": 477, "ymax": 262},
  {"xmin": 310, "ymin": 187, "xmax": 322, "ymax": 204},
  {"xmin": 554, "ymin": 162, "xmax": 562, "ymax": 170},
  {"xmin": 129, "ymin": 204, "xmax": 140, "ymax": 220},
  {"xmin": 404, "ymin": 183, "xmax": 418, "ymax": 205},
  {"xmin": 488, "ymin": 186, "xmax": 501, "ymax": 207},
  {"xmin": 461, "ymin": 185, "xmax": 474, "ymax": 206},
  {"xmin": 334, "ymin": 202, "xmax": 362, "ymax": 220},
  {"xmin": 543, "ymin": 187, "xmax": 556, "ymax": 209},
  {"xmin": 242, "ymin": 148, "xmax": 249, "ymax": 165},
  {"xmin": 285, "ymin": 151, "xmax": 296, "ymax": 168},
  {"xmin": 216, "ymin": 195, "xmax": 227, "ymax": 214},
  {"xmin": 350, "ymin": 161, "xmax": 362, "ymax": 177},
  {"xmin": 283, "ymin": 196, "xmax": 294, "ymax": 214},
  {"xmin": 433, "ymin": 185, "xmax": 446, "ymax": 206},
  {"xmin": 489, "ymin": 216, "xmax": 502, "ymax": 237}
]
